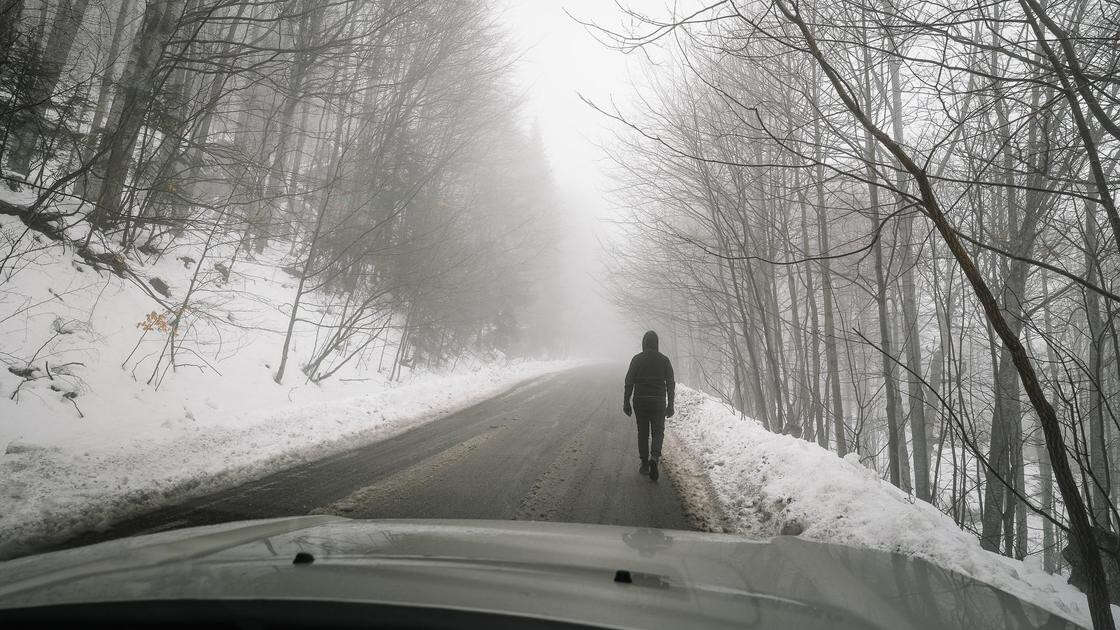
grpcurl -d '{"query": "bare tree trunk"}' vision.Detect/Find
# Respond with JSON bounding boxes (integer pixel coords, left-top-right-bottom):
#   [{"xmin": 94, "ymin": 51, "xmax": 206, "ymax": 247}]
[
  {"xmin": 773, "ymin": 6, "xmax": 1114, "ymax": 624},
  {"xmin": 814, "ymin": 87, "xmax": 847, "ymax": 454},
  {"xmin": 888, "ymin": 49, "xmax": 931, "ymax": 500},
  {"xmin": 724, "ymin": 237, "xmax": 771, "ymax": 429},
  {"xmin": 860, "ymin": 40, "xmax": 907, "ymax": 490},
  {"xmin": 980, "ymin": 57, "xmax": 1036, "ymax": 554},
  {"xmin": 273, "ymin": 105, "xmax": 348, "ymax": 383},
  {"xmin": 74, "ymin": 0, "xmax": 135, "ymax": 198},
  {"xmin": 1038, "ymin": 273, "xmax": 1061, "ymax": 572},
  {"xmin": 1084, "ymin": 194, "xmax": 1111, "ymax": 528},
  {"xmin": 34, "ymin": 0, "xmax": 90, "ymax": 100},
  {"xmin": 0, "ymin": 0, "xmax": 23, "ymax": 62},
  {"xmin": 978, "ymin": 259, "xmax": 1029, "ymax": 552},
  {"xmin": 257, "ymin": 0, "xmax": 324, "ymax": 253},
  {"xmin": 9, "ymin": 0, "xmax": 91, "ymax": 175},
  {"xmin": 781, "ymin": 178, "xmax": 810, "ymax": 437},
  {"xmin": 799, "ymin": 183, "xmax": 826, "ymax": 447},
  {"xmin": 90, "ymin": 0, "xmax": 187, "ymax": 229}
]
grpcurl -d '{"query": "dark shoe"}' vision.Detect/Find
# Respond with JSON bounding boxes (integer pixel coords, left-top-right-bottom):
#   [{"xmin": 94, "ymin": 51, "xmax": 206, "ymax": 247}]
[
  {"xmin": 639, "ymin": 460, "xmax": 650, "ymax": 475},
  {"xmin": 649, "ymin": 459, "xmax": 659, "ymax": 482}
]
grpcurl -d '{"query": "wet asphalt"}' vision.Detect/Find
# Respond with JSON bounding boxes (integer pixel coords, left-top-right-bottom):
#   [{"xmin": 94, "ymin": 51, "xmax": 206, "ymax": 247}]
[{"xmin": 50, "ymin": 364, "xmax": 690, "ymax": 551}]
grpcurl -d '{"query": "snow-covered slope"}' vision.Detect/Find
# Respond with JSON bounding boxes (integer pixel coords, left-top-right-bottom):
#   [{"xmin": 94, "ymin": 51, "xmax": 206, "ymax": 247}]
[
  {"xmin": 0, "ymin": 214, "xmax": 576, "ymax": 558},
  {"xmin": 666, "ymin": 385, "xmax": 1106, "ymax": 628}
]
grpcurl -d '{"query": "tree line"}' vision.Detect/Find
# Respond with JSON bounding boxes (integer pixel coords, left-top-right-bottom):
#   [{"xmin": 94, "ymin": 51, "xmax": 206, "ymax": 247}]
[
  {"xmin": 1, "ymin": 0, "xmax": 563, "ymax": 386},
  {"xmin": 594, "ymin": 0, "xmax": 1120, "ymax": 625}
]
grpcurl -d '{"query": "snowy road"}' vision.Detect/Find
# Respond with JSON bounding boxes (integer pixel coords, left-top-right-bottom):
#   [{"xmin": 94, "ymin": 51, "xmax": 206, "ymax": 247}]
[{"xmin": 50, "ymin": 364, "xmax": 690, "ymax": 551}]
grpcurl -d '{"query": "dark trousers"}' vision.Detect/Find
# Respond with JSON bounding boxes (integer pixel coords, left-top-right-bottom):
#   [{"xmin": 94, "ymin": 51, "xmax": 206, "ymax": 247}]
[{"xmin": 634, "ymin": 401, "xmax": 666, "ymax": 462}]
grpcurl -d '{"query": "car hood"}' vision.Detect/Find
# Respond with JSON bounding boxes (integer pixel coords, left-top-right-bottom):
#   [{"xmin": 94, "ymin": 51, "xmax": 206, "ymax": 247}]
[{"xmin": 0, "ymin": 517, "xmax": 1083, "ymax": 629}]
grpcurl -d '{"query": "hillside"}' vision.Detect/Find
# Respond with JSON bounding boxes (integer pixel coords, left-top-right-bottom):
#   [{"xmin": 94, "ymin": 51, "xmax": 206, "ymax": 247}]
[{"xmin": 0, "ymin": 208, "xmax": 573, "ymax": 557}]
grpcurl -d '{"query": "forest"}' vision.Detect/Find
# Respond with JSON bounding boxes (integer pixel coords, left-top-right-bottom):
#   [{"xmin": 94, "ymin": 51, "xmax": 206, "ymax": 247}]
[
  {"xmin": 595, "ymin": 0, "xmax": 1120, "ymax": 625},
  {"xmin": 0, "ymin": 0, "xmax": 563, "ymax": 388},
  {"xmin": 4, "ymin": 0, "xmax": 1120, "ymax": 626}
]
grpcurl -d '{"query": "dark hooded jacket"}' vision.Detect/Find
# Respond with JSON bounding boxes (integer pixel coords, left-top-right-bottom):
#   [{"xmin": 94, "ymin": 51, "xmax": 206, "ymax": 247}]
[{"xmin": 624, "ymin": 331, "xmax": 675, "ymax": 409}]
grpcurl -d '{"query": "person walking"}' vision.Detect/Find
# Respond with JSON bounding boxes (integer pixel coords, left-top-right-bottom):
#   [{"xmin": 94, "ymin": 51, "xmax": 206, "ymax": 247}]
[{"xmin": 623, "ymin": 330, "xmax": 675, "ymax": 481}]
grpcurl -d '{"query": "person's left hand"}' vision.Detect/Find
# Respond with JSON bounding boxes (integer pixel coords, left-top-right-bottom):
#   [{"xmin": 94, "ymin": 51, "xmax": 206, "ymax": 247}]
[
  {"xmin": 623, "ymin": 402, "xmax": 632, "ymax": 417},
  {"xmin": 666, "ymin": 405, "xmax": 675, "ymax": 418}
]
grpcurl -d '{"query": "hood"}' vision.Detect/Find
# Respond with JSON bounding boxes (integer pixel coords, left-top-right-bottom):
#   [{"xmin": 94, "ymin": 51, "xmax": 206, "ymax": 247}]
[
  {"xmin": 0, "ymin": 518, "xmax": 1082, "ymax": 630},
  {"xmin": 642, "ymin": 330, "xmax": 659, "ymax": 352}
]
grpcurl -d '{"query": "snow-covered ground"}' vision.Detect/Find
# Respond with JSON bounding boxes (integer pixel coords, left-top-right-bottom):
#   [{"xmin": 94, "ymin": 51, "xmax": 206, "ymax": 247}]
[
  {"xmin": 2, "ymin": 200, "xmax": 1104, "ymax": 625},
  {"xmin": 0, "ymin": 212, "xmax": 577, "ymax": 558},
  {"xmin": 666, "ymin": 385, "xmax": 1108, "ymax": 628},
  {"xmin": 0, "ymin": 360, "xmax": 572, "ymax": 558}
]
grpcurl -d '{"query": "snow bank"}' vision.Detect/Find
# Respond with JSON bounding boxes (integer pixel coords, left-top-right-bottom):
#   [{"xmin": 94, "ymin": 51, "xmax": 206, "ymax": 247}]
[
  {"xmin": 0, "ymin": 360, "xmax": 570, "ymax": 558},
  {"xmin": 0, "ymin": 214, "xmax": 578, "ymax": 558},
  {"xmin": 667, "ymin": 385, "xmax": 1107, "ymax": 628}
]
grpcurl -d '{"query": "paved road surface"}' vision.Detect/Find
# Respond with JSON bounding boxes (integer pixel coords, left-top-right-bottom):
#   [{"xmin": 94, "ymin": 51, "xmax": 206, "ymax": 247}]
[{"xmin": 54, "ymin": 364, "xmax": 690, "ymax": 551}]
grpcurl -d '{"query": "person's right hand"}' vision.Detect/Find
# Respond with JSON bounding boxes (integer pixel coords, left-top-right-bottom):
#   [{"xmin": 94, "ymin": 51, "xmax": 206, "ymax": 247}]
[{"xmin": 623, "ymin": 403, "xmax": 632, "ymax": 417}]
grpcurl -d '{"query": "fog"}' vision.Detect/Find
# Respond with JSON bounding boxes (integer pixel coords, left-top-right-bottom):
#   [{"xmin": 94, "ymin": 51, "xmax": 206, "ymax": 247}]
[
  {"xmin": 499, "ymin": 0, "xmax": 646, "ymax": 359},
  {"xmin": 3, "ymin": 2, "xmax": 1120, "ymax": 623}
]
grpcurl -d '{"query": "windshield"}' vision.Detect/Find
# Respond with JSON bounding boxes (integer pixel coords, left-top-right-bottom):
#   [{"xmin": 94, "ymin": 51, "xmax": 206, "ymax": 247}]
[{"xmin": 0, "ymin": 1, "xmax": 1117, "ymax": 629}]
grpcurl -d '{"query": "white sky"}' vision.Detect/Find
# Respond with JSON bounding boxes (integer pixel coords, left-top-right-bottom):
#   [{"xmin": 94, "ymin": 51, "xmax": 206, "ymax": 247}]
[
  {"xmin": 498, "ymin": 0, "xmax": 666, "ymax": 357},
  {"xmin": 499, "ymin": 1, "xmax": 636, "ymax": 196}
]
